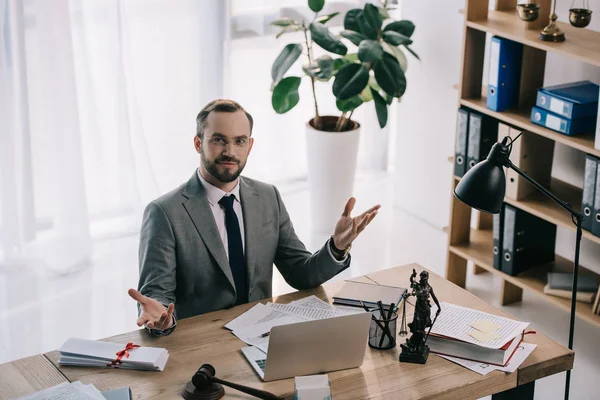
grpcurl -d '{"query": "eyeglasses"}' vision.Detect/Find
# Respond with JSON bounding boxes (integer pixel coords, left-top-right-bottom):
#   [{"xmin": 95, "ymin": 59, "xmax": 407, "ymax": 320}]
[{"xmin": 206, "ymin": 137, "xmax": 249, "ymax": 148}]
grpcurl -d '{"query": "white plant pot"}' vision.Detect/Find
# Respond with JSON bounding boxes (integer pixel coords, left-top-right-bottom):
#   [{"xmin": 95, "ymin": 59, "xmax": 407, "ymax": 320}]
[{"xmin": 305, "ymin": 116, "xmax": 361, "ymax": 233}]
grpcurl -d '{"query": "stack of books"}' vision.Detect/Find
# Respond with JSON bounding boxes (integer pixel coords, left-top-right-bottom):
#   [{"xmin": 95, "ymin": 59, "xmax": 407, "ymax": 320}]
[
  {"xmin": 58, "ymin": 337, "xmax": 169, "ymax": 371},
  {"xmin": 543, "ymin": 272, "xmax": 599, "ymax": 304},
  {"xmin": 530, "ymin": 80, "xmax": 599, "ymax": 136},
  {"xmin": 427, "ymin": 303, "xmax": 530, "ymax": 367}
]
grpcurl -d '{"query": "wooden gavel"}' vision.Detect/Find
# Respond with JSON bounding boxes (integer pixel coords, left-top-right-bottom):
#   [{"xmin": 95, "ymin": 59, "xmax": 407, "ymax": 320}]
[{"xmin": 186, "ymin": 363, "xmax": 283, "ymax": 400}]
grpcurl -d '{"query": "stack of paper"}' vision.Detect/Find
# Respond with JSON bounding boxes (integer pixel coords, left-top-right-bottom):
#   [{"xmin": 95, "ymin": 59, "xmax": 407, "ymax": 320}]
[
  {"xmin": 59, "ymin": 338, "xmax": 169, "ymax": 371},
  {"xmin": 17, "ymin": 381, "xmax": 107, "ymax": 400},
  {"xmin": 226, "ymin": 296, "xmax": 362, "ymax": 353}
]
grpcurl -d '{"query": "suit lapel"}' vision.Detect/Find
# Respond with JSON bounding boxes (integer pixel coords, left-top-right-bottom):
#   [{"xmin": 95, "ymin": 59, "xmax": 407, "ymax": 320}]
[
  {"xmin": 182, "ymin": 172, "xmax": 235, "ymax": 292},
  {"xmin": 240, "ymin": 177, "xmax": 260, "ymax": 293}
]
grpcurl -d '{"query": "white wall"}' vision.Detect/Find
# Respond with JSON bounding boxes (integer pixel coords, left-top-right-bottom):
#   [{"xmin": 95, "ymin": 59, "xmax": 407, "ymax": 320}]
[
  {"xmin": 393, "ymin": 0, "xmax": 464, "ymax": 229},
  {"xmin": 394, "ymin": 0, "xmax": 600, "ymax": 272}
]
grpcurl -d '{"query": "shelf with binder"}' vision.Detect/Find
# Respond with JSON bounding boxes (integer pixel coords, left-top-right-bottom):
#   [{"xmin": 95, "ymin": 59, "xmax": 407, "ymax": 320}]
[
  {"xmin": 465, "ymin": 10, "xmax": 600, "ymax": 68},
  {"xmin": 448, "ymin": 228, "xmax": 600, "ymax": 329},
  {"xmin": 453, "ymin": 175, "xmax": 600, "ymax": 246},
  {"xmin": 460, "ymin": 95, "xmax": 600, "ymax": 159}
]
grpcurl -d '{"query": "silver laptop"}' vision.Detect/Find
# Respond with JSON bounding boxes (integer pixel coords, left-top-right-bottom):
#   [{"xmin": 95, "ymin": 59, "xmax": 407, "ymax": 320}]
[{"xmin": 241, "ymin": 312, "xmax": 371, "ymax": 382}]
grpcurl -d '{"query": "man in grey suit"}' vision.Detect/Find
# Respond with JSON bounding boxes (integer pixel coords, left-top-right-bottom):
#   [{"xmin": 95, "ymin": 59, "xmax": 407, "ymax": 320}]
[{"xmin": 128, "ymin": 99, "xmax": 380, "ymax": 335}]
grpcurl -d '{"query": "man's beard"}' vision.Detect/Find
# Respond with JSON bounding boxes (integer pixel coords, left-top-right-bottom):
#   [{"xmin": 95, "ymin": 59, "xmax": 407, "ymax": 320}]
[{"xmin": 202, "ymin": 153, "xmax": 246, "ymax": 183}]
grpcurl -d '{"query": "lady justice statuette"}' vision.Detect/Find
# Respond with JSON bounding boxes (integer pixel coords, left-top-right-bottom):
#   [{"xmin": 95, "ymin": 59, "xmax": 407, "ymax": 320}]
[{"xmin": 399, "ymin": 269, "xmax": 442, "ymax": 364}]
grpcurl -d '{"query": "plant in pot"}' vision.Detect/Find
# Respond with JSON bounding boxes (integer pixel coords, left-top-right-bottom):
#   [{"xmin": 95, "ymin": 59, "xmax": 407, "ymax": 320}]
[{"xmin": 270, "ymin": 0, "xmax": 418, "ymax": 232}]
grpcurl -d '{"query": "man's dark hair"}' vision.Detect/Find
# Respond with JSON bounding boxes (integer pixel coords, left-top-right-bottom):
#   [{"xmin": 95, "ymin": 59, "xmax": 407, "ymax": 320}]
[{"xmin": 196, "ymin": 99, "xmax": 254, "ymax": 139}]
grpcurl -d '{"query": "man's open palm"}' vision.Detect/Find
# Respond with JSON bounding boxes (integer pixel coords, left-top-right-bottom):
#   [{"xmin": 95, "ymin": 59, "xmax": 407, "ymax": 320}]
[
  {"xmin": 128, "ymin": 289, "xmax": 174, "ymax": 331},
  {"xmin": 333, "ymin": 197, "xmax": 380, "ymax": 250}
]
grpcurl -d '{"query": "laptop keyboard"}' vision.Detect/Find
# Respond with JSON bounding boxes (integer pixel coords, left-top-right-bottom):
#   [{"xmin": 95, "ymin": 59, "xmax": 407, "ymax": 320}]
[{"xmin": 256, "ymin": 359, "xmax": 267, "ymax": 372}]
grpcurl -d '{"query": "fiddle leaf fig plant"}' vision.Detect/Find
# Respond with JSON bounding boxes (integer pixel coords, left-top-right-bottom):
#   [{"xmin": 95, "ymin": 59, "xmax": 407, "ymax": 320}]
[{"xmin": 270, "ymin": 0, "xmax": 418, "ymax": 131}]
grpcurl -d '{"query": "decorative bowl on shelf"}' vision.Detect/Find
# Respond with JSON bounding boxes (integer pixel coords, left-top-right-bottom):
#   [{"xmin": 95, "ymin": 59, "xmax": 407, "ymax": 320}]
[
  {"xmin": 569, "ymin": 8, "xmax": 592, "ymax": 28},
  {"xmin": 517, "ymin": 3, "xmax": 540, "ymax": 21}
]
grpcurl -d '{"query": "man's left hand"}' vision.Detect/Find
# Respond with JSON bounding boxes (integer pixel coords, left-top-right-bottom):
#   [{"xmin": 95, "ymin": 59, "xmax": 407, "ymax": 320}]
[{"xmin": 333, "ymin": 197, "xmax": 380, "ymax": 251}]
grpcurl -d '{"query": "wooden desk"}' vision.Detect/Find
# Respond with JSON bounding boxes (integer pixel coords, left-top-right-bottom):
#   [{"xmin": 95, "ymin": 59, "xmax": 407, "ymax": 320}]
[
  {"xmin": 0, "ymin": 355, "xmax": 68, "ymax": 400},
  {"xmin": 3, "ymin": 264, "xmax": 573, "ymax": 399}
]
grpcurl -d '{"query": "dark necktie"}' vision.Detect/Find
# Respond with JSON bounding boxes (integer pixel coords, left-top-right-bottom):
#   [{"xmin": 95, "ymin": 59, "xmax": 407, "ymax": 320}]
[{"xmin": 218, "ymin": 195, "xmax": 247, "ymax": 305}]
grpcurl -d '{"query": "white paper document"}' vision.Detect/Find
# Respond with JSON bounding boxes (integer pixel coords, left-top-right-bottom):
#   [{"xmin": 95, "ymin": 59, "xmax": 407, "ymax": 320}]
[
  {"xmin": 267, "ymin": 302, "xmax": 355, "ymax": 320},
  {"xmin": 431, "ymin": 302, "xmax": 529, "ymax": 349},
  {"xmin": 232, "ymin": 314, "xmax": 305, "ymax": 350},
  {"xmin": 58, "ymin": 338, "xmax": 169, "ymax": 371},
  {"xmin": 16, "ymin": 381, "xmax": 105, "ymax": 400},
  {"xmin": 439, "ymin": 343, "xmax": 537, "ymax": 375},
  {"xmin": 225, "ymin": 303, "xmax": 294, "ymax": 331}
]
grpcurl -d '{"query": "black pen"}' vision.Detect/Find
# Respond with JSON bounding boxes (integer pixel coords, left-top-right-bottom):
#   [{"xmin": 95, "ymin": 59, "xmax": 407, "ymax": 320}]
[
  {"xmin": 377, "ymin": 301, "xmax": 385, "ymax": 320},
  {"xmin": 387, "ymin": 302, "xmax": 395, "ymax": 320},
  {"xmin": 359, "ymin": 300, "xmax": 372, "ymax": 313},
  {"xmin": 260, "ymin": 332, "xmax": 270, "ymax": 338}
]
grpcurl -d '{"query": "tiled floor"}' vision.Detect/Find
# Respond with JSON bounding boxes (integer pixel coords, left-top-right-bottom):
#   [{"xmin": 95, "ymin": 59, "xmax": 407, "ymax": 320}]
[{"xmin": 0, "ymin": 171, "xmax": 598, "ymax": 399}]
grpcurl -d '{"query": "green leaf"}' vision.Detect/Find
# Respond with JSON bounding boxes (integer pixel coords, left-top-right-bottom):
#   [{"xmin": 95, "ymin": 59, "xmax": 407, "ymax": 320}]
[
  {"xmin": 332, "ymin": 58, "xmax": 349, "ymax": 74},
  {"xmin": 308, "ymin": 0, "xmax": 324, "ymax": 12},
  {"xmin": 357, "ymin": 10, "xmax": 378, "ymax": 40},
  {"xmin": 383, "ymin": 20, "xmax": 416, "ymax": 37},
  {"xmin": 359, "ymin": 85, "xmax": 373, "ymax": 102},
  {"xmin": 303, "ymin": 55, "xmax": 334, "ymax": 81},
  {"xmin": 316, "ymin": 12, "xmax": 340, "ymax": 25},
  {"xmin": 382, "ymin": 31, "xmax": 412, "ymax": 46},
  {"xmin": 385, "ymin": 93, "xmax": 394, "ymax": 105},
  {"xmin": 358, "ymin": 40, "xmax": 383, "ymax": 62},
  {"xmin": 339, "ymin": 30, "xmax": 365, "ymax": 46},
  {"xmin": 336, "ymin": 95, "xmax": 363, "ymax": 112},
  {"xmin": 333, "ymin": 63, "xmax": 369, "ymax": 100},
  {"xmin": 271, "ymin": 18, "xmax": 295, "ymax": 27},
  {"xmin": 404, "ymin": 44, "xmax": 420, "ymax": 60},
  {"xmin": 371, "ymin": 89, "xmax": 388, "ymax": 128},
  {"xmin": 378, "ymin": 6, "xmax": 390, "ymax": 19},
  {"xmin": 271, "ymin": 43, "xmax": 303, "ymax": 83},
  {"xmin": 343, "ymin": 53, "xmax": 359, "ymax": 62},
  {"xmin": 373, "ymin": 52, "xmax": 406, "ymax": 98},
  {"xmin": 272, "ymin": 76, "xmax": 301, "ymax": 114},
  {"xmin": 357, "ymin": 3, "xmax": 382, "ymax": 40},
  {"xmin": 309, "ymin": 22, "xmax": 348, "ymax": 56},
  {"xmin": 343, "ymin": 9, "xmax": 362, "ymax": 32},
  {"xmin": 382, "ymin": 42, "xmax": 408, "ymax": 72}
]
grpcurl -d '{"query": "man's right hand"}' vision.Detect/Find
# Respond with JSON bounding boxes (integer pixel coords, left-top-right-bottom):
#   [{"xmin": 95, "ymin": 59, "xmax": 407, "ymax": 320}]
[{"xmin": 128, "ymin": 289, "xmax": 175, "ymax": 331}]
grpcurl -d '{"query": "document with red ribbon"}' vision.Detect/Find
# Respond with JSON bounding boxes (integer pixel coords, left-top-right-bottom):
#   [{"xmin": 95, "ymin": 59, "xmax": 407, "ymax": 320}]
[{"xmin": 58, "ymin": 337, "xmax": 169, "ymax": 371}]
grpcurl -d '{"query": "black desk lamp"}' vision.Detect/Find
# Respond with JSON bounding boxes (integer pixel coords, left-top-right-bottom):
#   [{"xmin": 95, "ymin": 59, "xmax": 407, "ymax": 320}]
[{"xmin": 454, "ymin": 135, "xmax": 582, "ymax": 400}]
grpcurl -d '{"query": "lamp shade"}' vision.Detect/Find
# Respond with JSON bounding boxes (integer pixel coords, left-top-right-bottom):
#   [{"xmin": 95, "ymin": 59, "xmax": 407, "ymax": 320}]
[{"xmin": 454, "ymin": 159, "xmax": 506, "ymax": 214}]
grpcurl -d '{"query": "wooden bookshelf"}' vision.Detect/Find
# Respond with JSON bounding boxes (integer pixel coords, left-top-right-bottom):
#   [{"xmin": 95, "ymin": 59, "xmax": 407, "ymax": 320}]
[
  {"xmin": 461, "ymin": 94, "xmax": 600, "ymax": 158},
  {"xmin": 466, "ymin": 10, "xmax": 600, "ymax": 68},
  {"xmin": 449, "ymin": 229, "xmax": 600, "ymax": 329},
  {"xmin": 447, "ymin": 0, "xmax": 600, "ymax": 324},
  {"xmin": 453, "ymin": 176, "xmax": 600, "ymax": 246}
]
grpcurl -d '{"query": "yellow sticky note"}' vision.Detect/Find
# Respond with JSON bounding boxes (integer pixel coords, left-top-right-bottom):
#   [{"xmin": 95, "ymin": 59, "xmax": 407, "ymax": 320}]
[
  {"xmin": 471, "ymin": 320, "xmax": 501, "ymax": 334},
  {"xmin": 469, "ymin": 329, "xmax": 500, "ymax": 343}
]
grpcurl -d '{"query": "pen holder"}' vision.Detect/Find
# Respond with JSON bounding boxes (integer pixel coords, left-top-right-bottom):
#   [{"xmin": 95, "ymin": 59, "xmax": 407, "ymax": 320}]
[{"xmin": 368, "ymin": 310, "xmax": 397, "ymax": 350}]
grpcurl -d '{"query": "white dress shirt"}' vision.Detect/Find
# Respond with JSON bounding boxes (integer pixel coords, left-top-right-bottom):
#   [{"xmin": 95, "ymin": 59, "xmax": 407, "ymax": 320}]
[
  {"xmin": 196, "ymin": 168, "xmax": 345, "ymax": 264},
  {"xmin": 197, "ymin": 169, "xmax": 245, "ymax": 258}
]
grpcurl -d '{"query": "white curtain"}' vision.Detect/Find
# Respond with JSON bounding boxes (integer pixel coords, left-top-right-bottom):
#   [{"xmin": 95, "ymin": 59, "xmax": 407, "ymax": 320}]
[
  {"xmin": 0, "ymin": 0, "xmax": 395, "ymax": 274},
  {"xmin": 0, "ymin": 0, "xmax": 223, "ymax": 274}
]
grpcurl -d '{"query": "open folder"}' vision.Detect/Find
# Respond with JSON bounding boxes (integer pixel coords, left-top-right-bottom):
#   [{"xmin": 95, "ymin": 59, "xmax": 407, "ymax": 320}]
[{"xmin": 59, "ymin": 338, "xmax": 169, "ymax": 371}]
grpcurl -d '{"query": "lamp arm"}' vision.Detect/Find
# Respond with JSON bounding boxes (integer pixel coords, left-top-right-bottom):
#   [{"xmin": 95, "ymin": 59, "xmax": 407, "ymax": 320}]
[{"xmin": 507, "ymin": 161, "xmax": 582, "ymax": 219}]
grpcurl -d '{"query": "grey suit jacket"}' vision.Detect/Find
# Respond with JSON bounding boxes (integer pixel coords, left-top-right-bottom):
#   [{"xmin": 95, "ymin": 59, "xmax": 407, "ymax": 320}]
[{"xmin": 138, "ymin": 172, "xmax": 350, "ymax": 323}]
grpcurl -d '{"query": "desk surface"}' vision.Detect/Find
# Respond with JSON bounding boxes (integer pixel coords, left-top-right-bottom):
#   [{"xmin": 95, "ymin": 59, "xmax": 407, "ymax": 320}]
[
  {"xmin": 7, "ymin": 263, "xmax": 574, "ymax": 400},
  {"xmin": 0, "ymin": 354, "xmax": 68, "ymax": 399}
]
